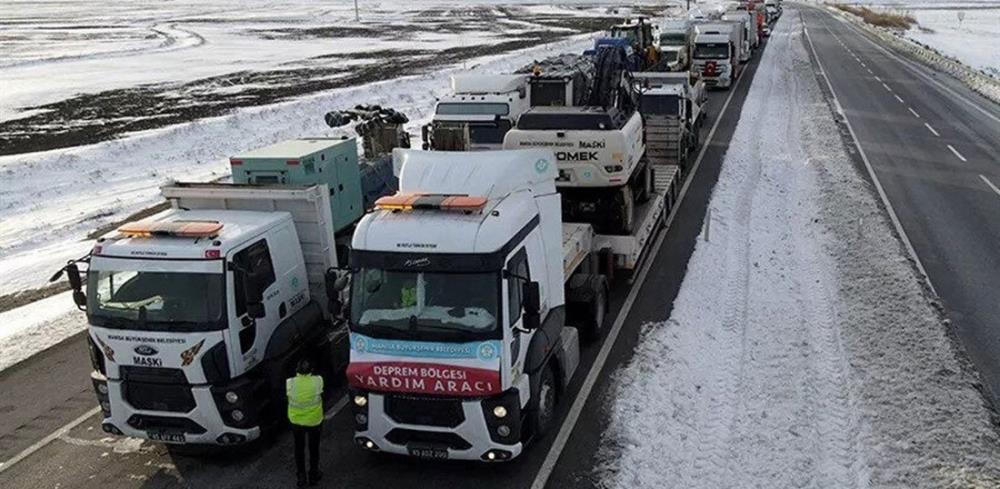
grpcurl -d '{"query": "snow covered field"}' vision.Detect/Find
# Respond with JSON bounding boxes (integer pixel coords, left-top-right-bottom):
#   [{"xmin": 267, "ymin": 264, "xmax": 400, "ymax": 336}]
[
  {"xmin": 904, "ymin": 5, "xmax": 1000, "ymax": 76},
  {"xmin": 596, "ymin": 11, "xmax": 1000, "ymax": 488}
]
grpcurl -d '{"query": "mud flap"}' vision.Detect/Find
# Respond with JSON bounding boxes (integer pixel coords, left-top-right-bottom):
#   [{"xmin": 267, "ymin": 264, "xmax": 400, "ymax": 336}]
[{"xmin": 555, "ymin": 327, "xmax": 580, "ymax": 391}]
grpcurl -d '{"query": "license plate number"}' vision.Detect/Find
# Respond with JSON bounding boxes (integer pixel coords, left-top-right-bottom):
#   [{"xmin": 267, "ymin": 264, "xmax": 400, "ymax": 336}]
[
  {"xmin": 148, "ymin": 431, "xmax": 185, "ymax": 443},
  {"xmin": 407, "ymin": 445, "xmax": 448, "ymax": 459}
]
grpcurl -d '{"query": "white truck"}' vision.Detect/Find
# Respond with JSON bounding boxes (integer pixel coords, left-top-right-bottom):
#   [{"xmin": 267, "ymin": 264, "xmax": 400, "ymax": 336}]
[
  {"xmin": 635, "ymin": 72, "xmax": 706, "ymax": 171},
  {"xmin": 658, "ymin": 19, "xmax": 693, "ymax": 72},
  {"xmin": 422, "ymin": 74, "xmax": 530, "ymax": 151},
  {"xmin": 56, "ymin": 182, "xmax": 350, "ymax": 446},
  {"xmin": 691, "ymin": 22, "xmax": 742, "ymax": 89},
  {"xmin": 345, "ymin": 148, "xmax": 679, "ymax": 462},
  {"xmin": 723, "ymin": 9, "xmax": 758, "ymax": 54}
]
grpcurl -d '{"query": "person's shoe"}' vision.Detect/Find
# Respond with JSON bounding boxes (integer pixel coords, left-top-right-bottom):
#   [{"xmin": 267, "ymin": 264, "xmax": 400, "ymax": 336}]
[
  {"xmin": 297, "ymin": 473, "xmax": 307, "ymax": 487},
  {"xmin": 309, "ymin": 471, "xmax": 323, "ymax": 486}
]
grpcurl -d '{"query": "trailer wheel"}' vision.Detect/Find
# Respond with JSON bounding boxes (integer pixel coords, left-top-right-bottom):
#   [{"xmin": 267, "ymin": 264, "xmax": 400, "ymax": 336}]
[
  {"xmin": 578, "ymin": 276, "xmax": 609, "ymax": 342},
  {"xmin": 528, "ymin": 365, "xmax": 558, "ymax": 439}
]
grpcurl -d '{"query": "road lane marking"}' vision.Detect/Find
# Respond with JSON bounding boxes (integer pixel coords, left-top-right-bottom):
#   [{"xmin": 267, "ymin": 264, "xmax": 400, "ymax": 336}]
[
  {"xmin": 828, "ymin": 7, "xmax": 1000, "ymax": 125},
  {"xmin": 325, "ymin": 395, "xmax": 348, "ymax": 420},
  {"xmin": 874, "ymin": 75, "xmax": 882, "ymax": 82},
  {"xmin": 804, "ymin": 10, "xmax": 938, "ymax": 297},
  {"xmin": 980, "ymin": 175, "xmax": 1000, "ymax": 197},
  {"xmin": 882, "ymin": 82, "xmax": 893, "ymax": 92},
  {"xmin": 948, "ymin": 145, "xmax": 968, "ymax": 162},
  {"xmin": 894, "ymin": 94, "xmax": 904, "ymax": 103},
  {"xmin": 0, "ymin": 407, "xmax": 100, "ymax": 475},
  {"xmin": 908, "ymin": 107, "xmax": 921, "ymax": 118},
  {"xmin": 924, "ymin": 122, "xmax": 940, "ymax": 136},
  {"xmin": 529, "ymin": 38, "xmax": 754, "ymax": 489}
]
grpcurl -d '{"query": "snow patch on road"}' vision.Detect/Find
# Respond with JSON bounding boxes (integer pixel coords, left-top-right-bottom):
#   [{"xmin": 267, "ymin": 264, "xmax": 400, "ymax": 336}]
[{"xmin": 596, "ymin": 11, "xmax": 1000, "ymax": 489}]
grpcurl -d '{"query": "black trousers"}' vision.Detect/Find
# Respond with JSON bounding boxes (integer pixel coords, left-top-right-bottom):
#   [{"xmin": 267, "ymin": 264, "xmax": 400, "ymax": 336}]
[{"xmin": 292, "ymin": 422, "xmax": 322, "ymax": 476}]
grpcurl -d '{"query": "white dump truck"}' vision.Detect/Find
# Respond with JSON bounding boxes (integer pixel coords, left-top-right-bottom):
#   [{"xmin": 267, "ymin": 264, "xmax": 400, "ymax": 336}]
[
  {"xmin": 691, "ymin": 22, "xmax": 742, "ymax": 89},
  {"xmin": 345, "ymin": 148, "xmax": 679, "ymax": 462},
  {"xmin": 422, "ymin": 74, "xmax": 530, "ymax": 151}
]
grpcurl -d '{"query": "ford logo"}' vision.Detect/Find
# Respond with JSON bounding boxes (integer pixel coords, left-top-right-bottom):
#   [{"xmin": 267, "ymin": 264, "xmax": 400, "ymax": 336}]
[{"xmin": 134, "ymin": 345, "xmax": 158, "ymax": 356}]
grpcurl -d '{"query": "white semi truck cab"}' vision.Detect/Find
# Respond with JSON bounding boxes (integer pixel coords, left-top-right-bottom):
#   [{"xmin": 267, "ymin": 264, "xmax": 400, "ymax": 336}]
[
  {"xmin": 58, "ymin": 182, "xmax": 347, "ymax": 446},
  {"xmin": 691, "ymin": 23, "xmax": 740, "ymax": 89},
  {"xmin": 346, "ymin": 149, "xmax": 611, "ymax": 462},
  {"xmin": 423, "ymin": 74, "xmax": 529, "ymax": 151}
]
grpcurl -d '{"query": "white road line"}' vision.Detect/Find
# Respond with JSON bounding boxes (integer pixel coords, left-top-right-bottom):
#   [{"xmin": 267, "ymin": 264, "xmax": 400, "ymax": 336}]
[
  {"xmin": 924, "ymin": 122, "xmax": 940, "ymax": 136},
  {"xmin": 830, "ymin": 8, "xmax": 1000, "ymax": 125},
  {"xmin": 881, "ymin": 82, "xmax": 892, "ymax": 92},
  {"xmin": 529, "ymin": 39, "xmax": 753, "ymax": 489},
  {"xmin": 860, "ymin": 62, "xmax": 866, "ymax": 68},
  {"xmin": 894, "ymin": 94, "xmax": 904, "ymax": 103},
  {"xmin": 948, "ymin": 145, "xmax": 968, "ymax": 162},
  {"xmin": 325, "ymin": 395, "xmax": 349, "ymax": 420},
  {"xmin": 0, "ymin": 407, "xmax": 100, "ymax": 475},
  {"xmin": 874, "ymin": 75, "xmax": 882, "ymax": 82},
  {"xmin": 865, "ymin": 68, "xmax": 872, "ymax": 74},
  {"xmin": 980, "ymin": 175, "xmax": 1000, "ymax": 197},
  {"xmin": 804, "ymin": 11, "xmax": 938, "ymax": 297},
  {"xmin": 908, "ymin": 107, "xmax": 921, "ymax": 118}
]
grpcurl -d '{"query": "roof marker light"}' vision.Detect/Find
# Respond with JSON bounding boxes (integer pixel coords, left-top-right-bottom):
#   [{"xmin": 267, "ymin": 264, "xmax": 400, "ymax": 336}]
[
  {"xmin": 118, "ymin": 220, "xmax": 224, "ymax": 238},
  {"xmin": 205, "ymin": 249, "xmax": 221, "ymax": 259},
  {"xmin": 375, "ymin": 193, "xmax": 488, "ymax": 213}
]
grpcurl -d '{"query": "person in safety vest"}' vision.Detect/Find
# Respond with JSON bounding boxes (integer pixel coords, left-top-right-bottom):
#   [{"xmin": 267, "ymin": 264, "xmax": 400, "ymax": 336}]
[{"xmin": 287, "ymin": 359, "xmax": 324, "ymax": 487}]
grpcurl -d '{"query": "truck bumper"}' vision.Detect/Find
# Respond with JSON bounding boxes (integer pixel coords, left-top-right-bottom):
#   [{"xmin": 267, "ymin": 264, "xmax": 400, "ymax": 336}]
[
  {"xmin": 92, "ymin": 371, "xmax": 261, "ymax": 445},
  {"xmin": 352, "ymin": 390, "xmax": 525, "ymax": 462}
]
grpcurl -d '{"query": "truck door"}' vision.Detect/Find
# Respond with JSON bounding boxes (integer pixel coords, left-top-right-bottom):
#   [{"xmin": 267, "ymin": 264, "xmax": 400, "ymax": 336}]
[
  {"xmin": 504, "ymin": 248, "xmax": 530, "ymax": 377},
  {"xmin": 228, "ymin": 238, "xmax": 278, "ymax": 373}
]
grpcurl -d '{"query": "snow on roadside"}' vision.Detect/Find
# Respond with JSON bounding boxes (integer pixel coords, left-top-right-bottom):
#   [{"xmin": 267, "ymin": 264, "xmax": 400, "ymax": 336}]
[
  {"xmin": 0, "ymin": 290, "xmax": 84, "ymax": 371},
  {"xmin": 596, "ymin": 11, "xmax": 1000, "ymax": 489}
]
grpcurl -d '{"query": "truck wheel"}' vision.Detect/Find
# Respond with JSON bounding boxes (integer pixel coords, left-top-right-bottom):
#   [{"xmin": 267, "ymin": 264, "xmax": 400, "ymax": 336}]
[
  {"xmin": 615, "ymin": 186, "xmax": 635, "ymax": 235},
  {"xmin": 579, "ymin": 276, "xmax": 609, "ymax": 342},
  {"xmin": 528, "ymin": 365, "xmax": 558, "ymax": 439}
]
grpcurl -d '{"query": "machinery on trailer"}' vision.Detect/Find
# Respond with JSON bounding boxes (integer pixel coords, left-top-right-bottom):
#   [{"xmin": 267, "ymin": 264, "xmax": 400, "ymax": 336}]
[
  {"xmin": 635, "ymin": 72, "xmax": 706, "ymax": 171},
  {"xmin": 597, "ymin": 17, "xmax": 661, "ymax": 71},
  {"xmin": 421, "ymin": 75, "xmax": 530, "ymax": 151},
  {"xmin": 517, "ymin": 54, "xmax": 594, "ymax": 107},
  {"xmin": 346, "ymin": 148, "xmax": 679, "ymax": 462},
  {"xmin": 504, "ymin": 45, "xmax": 650, "ymax": 235}
]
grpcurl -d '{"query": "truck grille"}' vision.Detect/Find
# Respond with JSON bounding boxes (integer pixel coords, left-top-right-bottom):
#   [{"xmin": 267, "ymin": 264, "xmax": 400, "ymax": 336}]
[
  {"xmin": 120, "ymin": 366, "xmax": 195, "ymax": 413},
  {"xmin": 384, "ymin": 395, "xmax": 465, "ymax": 428},
  {"xmin": 127, "ymin": 414, "xmax": 206, "ymax": 435}
]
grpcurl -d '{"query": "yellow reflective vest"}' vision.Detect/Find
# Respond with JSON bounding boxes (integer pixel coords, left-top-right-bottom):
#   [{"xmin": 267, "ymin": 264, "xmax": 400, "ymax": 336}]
[{"xmin": 286, "ymin": 374, "xmax": 324, "ymax": 427}]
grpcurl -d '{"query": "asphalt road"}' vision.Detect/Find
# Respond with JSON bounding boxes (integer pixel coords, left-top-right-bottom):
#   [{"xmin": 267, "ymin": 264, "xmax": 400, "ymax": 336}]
[
  {"xmin": 797, "ymin": 6, "xmax": 1000, "ymax": 400},
  {"xmin": 0, "ymin": 36, "xmax": 769, "ymax": 489}
]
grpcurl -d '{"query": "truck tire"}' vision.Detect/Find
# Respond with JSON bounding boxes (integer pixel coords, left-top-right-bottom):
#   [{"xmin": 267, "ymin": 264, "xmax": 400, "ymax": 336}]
[
  {"xmin": 528, "ymin": 365, "xmax": 557, "ymax": 439},
  {"xmin": 578, "ymin": 276, "xmax": 609, "ymax": 342}
]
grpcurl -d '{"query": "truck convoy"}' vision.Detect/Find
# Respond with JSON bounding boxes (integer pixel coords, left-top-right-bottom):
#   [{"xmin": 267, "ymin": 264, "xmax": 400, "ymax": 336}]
[{"xmin": 54, "ymin": 10, "xmax": 774, "ymax": 460}]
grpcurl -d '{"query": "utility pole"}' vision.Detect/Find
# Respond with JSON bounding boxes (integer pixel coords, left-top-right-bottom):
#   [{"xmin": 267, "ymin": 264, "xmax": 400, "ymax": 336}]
[{"xmin": 355, "ymin": 0, "xmax": 360, "ymax": 22}]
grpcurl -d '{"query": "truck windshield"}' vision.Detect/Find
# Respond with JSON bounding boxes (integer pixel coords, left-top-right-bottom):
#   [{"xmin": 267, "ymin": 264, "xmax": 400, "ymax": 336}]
[
  {"xmin": 518, "ymin": 112, "xmax": 615, "ymax": 130},
  {"xmin": 694, "ymin": 43, "xmax": 730, "ymax": 59},
  {"xmin": 350, "ymin": 269, "xmax": 500, "ymax": 340},
  {"xmin": 641, "ymin": 94, "xmax": 681, "ymax": 116},
  {"xmin": 87, "ymin": 270, "xmax": 225, "ymax": 332},
  {"xmin": 611, "ymin": 27, "xmax": 638, "ymax": 43},
  {"xmin": 660, "ymin": 32, "xmax": 687, "ymax": 45},
  {"xmin": 436, "ymin": 102, "xmax": 510, "ymax": 116}
]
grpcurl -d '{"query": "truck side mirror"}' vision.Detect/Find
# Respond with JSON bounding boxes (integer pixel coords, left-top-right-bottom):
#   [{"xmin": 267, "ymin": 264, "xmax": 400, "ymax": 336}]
[
  {"xmin": 521, "ymin": 281, "xmax": 541, "ymax": 330},
  {"xmin": 66, "ymin": 263, "xmax": 83, "ymax": 291},
  {"xmin": 324, "ymin": 268, "xmax": 349, "ymax": 319}
]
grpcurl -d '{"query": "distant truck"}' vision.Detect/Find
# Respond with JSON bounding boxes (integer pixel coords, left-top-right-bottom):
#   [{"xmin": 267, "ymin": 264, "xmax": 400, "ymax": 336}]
[
  {"xmin": 723, "ymin": 10, "xmax": 758, "ymax": 54},
  {"xmin": 690, "ymin": 22, "xmax": 742, "ymax": 89},
  {"xmin": 635, "ymin": 72, "xmax": 706, "ymax": 171},
  {"xmin": 658, "ymin": 19, "xmax": 693, "ymax": 72},
  {"xmin": 518, "ymin": 54, "xmax": 594, "ymax": 107},
  {"xmin": 422, "ymin": 75, "xmax": 529, "ymax": 151}
]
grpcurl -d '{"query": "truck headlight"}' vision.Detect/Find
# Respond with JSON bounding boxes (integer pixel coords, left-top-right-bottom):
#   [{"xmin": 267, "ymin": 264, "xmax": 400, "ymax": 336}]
[
  {"xmin": 493, "ymin": 406, "xmax": 508, "ymax": 419},
  {"xmin": 353, "ymin": 395, "xmax": 368, "ymax": 407},
  {"xmin": 225, "ymin": 391, "xmax": 239, "ymax": 404}
]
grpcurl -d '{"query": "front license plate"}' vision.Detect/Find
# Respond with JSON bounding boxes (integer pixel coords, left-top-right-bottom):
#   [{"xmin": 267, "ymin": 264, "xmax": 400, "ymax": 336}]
[
  {"xmin": 407, "ymin": 445, "xmax": 448, "ymax": 459},
  {"xmin": 147, "ymin": 431, "xmax": 185, "ymax": 443}
]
